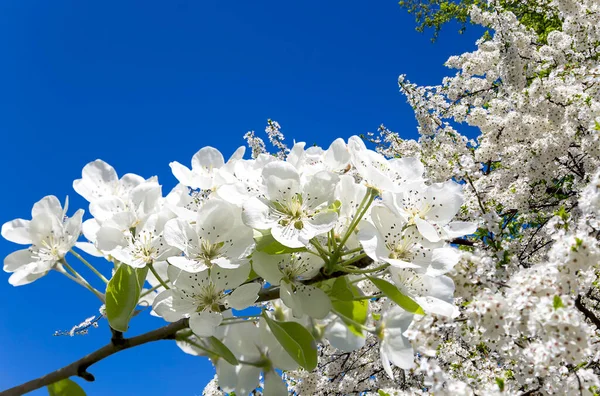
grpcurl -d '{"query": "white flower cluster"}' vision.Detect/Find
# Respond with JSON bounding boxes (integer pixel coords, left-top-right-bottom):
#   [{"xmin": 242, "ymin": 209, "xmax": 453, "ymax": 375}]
[{"xmin": 2, "ymin": 129, "xmax": 473, "ymax": 395}]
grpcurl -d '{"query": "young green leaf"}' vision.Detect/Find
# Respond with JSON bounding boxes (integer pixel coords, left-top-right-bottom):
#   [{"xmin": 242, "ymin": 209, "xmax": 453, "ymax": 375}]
[
  {"xmin": 327, "ymin": 277, "xmax": 355, "ymax": 301},
  {"xmin": 366, "ymin": 275, "xmax": 425, "ymax": 315},
  {"xmin": 47, "ymin": 378, "xmax": 86, "ymax": 396},
  {"xmin": 206, "ymin": 336, "xmax": 239, "ymax": 366},
  {"xmin": 263, "ymin": 313, "xmax": 318, "ymax": 371},
  {"xmin": 331, "ymin": 299, "xmax": 368, "ymax": 337},
  {"xmin": 105, "ymin": 265, "xmax": 148, "ymax": 332}
]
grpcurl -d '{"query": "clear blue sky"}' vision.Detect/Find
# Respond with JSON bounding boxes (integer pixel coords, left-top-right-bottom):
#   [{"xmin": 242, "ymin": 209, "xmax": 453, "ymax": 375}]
[{"xmin": 0, "ymin": 1, "xmax": 483, "ymax": 394}]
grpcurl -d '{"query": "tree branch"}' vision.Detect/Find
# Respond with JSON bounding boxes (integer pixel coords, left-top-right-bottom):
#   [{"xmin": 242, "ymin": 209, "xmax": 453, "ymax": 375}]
[
  {"xmin": 1, "ymin": 255, "xmax": 377, "ymax": 396},
  {"xmin": 575, "ymin": 294, "xmax": 600, "ymax": 330},
  {"xmin": 0, "ymin": 318, "xmax": 189, "ymax": 396}
]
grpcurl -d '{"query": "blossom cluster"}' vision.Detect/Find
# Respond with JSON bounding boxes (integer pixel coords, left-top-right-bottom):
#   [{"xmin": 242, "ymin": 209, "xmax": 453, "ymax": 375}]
[{"xmin": 2, "ymin": 131, "xmax": 474, "ymax": 394}]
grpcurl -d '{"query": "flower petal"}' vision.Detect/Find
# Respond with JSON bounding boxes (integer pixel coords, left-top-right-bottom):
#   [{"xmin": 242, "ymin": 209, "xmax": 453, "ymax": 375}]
[
  {"xmin": 226, "ymin": 282, "xmax": 261, "ymax": 310},
  {"xmin": 1, "ymin": 219, "xmax": 31, "ymax": 245},
  {"xmin": 189, "ymin": 311, "xmax": 223, "ymax": 337}
]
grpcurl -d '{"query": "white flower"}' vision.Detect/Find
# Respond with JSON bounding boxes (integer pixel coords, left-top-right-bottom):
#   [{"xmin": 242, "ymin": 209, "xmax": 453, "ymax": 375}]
[
  {"xmin": 2, "ymin": 196, "xmax": 83, "ymax": 286},
  {"xmin": 95, "ymin": 212, "xmax": 178, "ymax": 268},
  {"xmin": 88, "ymin": 178, "xmax": 163, "ymax": 232},
  {"xmin": 383, "ymin": 180, "xmax": 473, "ymax": 243},
  {"xmin": 252, "ymin": 251, "xmax": 331, "ymax": 319},
  {"xmin": 286, "ymin": 138, "xmax": 351, "ymax": 174},
  {"xmin": 347, "ymin": 135, "xmax": 424, "ymax": 192},
  {"xmin": 377, "ymin": 302, "xmax": 415, "ymax": 379},
  {"xmin": 216, "ymin": 318, "xmax": 298, "ymax": 396},
  {"xmin": 164, "ymin": 199, "xmax": 254, "ymax": 272},
  {"xmin": 216, "ymin": 154, "xmax": 276, "ymax": 206},
  {"xmin": 242, "ymin": 162, "xmax": 339, "ymax": 248},
  {"xmin": 152, "ymin": 264, "xmax": 259, "ymax": 337},
  {"xmin": 170, "ymin": 146, "xmax": 245, "ymax": 190},
  {"xmin": 73, "ymin": 159, "xmax": 146, "ymax": 203},
  {"xmin": 358, "ymin": 205, "xmax": 460, "ymax": 275},
  {"xmin": 388, "ymin": 267, "xmax": 459, "ymax": 318}
]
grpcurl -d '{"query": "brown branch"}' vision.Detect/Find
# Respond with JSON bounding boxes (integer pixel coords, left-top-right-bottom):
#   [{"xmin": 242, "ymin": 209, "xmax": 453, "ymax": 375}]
[
  {"xmin": 0, "ymin": 318, "xmax": 190, "ymax": 396},
  {"xmin": 575, "ymin": 294, "xmax": 600, "ymax": 330},
  {"xmin": 2, "ymin": 255, "xmax": 377, "ymax": 396}
]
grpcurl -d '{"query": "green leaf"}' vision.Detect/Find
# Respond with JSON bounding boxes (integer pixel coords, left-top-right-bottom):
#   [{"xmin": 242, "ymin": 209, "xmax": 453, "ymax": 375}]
[
  {"xmin": 263, "ymin": 313, "xmax": 318, "ymax": 371},
  {"xmin": 378, "ymin": 390, "xmax": 392, "ymax": 396},
  {"xmin": 105, "ymin": 265, "xmax": 148, "ymax": 332},
  {"xmin": 327, "ymin": 277, "xmax": 354, "ymax": 301},
  {"xmin": 253, "ymin": 229, "xmax": 307, "ymax": 255},
  {"xmin": 47, "ymin": 378, "xmax": 86, "ymax": 396},
  {"xmin": 332, "ymin": 299, "xmax": 368, "ymax": 337},
  {"xmin": 205, "ymin": 336, "xmax": 239, "ymax": 366},
  {"xmin": 553, "ymin": 295, "xmax": 565, "ymax": 310},
  {"xmin": 496, "ymin": 377, "xmax": 505, "ymax": 392},
  {"xmin": 366, "ymin": 276, "xmax": 425, "ymax": 315}
]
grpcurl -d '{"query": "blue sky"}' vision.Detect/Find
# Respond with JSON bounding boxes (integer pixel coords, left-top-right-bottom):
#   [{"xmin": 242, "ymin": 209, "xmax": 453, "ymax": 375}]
[{"xmin": 0, "ymin": 1, "xmax": 483, "ymax": 394}]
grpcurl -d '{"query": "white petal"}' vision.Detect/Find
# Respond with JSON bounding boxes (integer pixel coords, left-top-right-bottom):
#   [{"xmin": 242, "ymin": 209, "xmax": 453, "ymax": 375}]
[
  {"xmin": 297, "ymin": 285, "xmax": 331, "ymax": 319},
  {"xmin": 262, "ymin": 162, "xmax": 301, "ymax": 202},
  {"xmin": 74, "ymin": 242, "xmax": 103, "ymax": 257},
  {"xmin": 211, "ymin": 265, "xmax": 250, "ymax": 291},
  {"xmin": 4, "ymin": 249, "xmax": 37, "ymax": 272},
  {"xmin": 324, "ymin": 138, "xmax": 350, "ymax": 171},
  {"xmin": 226, "ymin": 283, "xmax": 261, "ymax": 310},
  {"xmin": 192, "ymin": 147, "xmax": 225, "ymax": 172},
  {"xmin": 89, "ymin": 196, "xmax": 127, "ymax": 223},
  {"xmin": 1, "ymin": 219, "xmax": 31, "ymax": 245},
  {"xmin": 196, "ymin": 199, "xmax": 235, "ymax": 241},
  {"xmin": 415, "ymin": 296, "xmax": 459, "ymax": 318},
  {"xmin": 302, "ymin": 171, "xmax": 339, "ymax": 209},
  {"xmin": 95, "ymin": 227, "xmax": 127, "ymax": 251},
  {"xmin": 264, "ymin": 370, "xmax": 288, "ymax": 396},
  {"xmin": 8, "ymin": 266, "xmax": 48, "ymax": 286},
  {"xmin": 31, "ymin": 195, "xmax": 63, "ymax": 219},
  {"xmin": 271, "ymin": 223, "xmax": 305, "ymax": 248},
  {"xmin": 251, "ymin": 252, "xmax": 284, "ymax": 285},
  {"xmin": 152, "ymin": 290, "xmax": 196, "ymax": 322},
  {"xmin": 444, "ymin": 221, "xmax": 478, "ymax": 239},
  {"xmin": 279, "ymin": 281, "xmax": 302, "ymax": 317},
  {"xmin": 425, "ymin": 181, "xmax": 463, "ymax": 224},
  {"xmin": 303, "ymin": 210, "xmax": 338, "ymax": 237},
  {"xmin": 167, "ymin": 256, "xmax": 208, "ymax": 273},
  {"xmin": 415, "ymin": 216, "xmax": 440, "ymax": 242},
  {"xmin": 242, "ymin": 197, "xmax": 275, "ymax": 230},
  {"xmin": 235, "ymin": 366, "xmax": 261, "ymax": 396},
  {"xmin": 215, "ymin": 361, "xmax": 238, "ymax": 393},
  {"xmin": 189, "ymin": 311, "xmax": 223, "ymax": 337},
  {"xmin": 357, "ymin": 220, "xmax": 387, "ymax": 263},
  {"xmin": 325, "ymin": 318, "xmax": 365, "ymax": 352},
  {"xmin": 163, "ymin": 218, "xmax": 197, "ymax": 252},
  {"xmin": 388, "ymin": 157, "xmax": 425, "ymax": 184},
  {"xmin": 73, "ymin": 160, "xmax": 118, "ymax": 202},
  {"xmin": 169, "ymin": 161, "xmax": 199, "ymax": 188},
  {"xmin": 428, "ymin": 247, "xmax": 460, "ymax": 276}
]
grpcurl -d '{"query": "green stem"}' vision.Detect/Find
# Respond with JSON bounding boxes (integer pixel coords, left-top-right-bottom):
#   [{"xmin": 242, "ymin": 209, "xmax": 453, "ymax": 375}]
[
  {"xmin": 341, "ymin": 247, "xmax": 364, "ymax": 256},
  {"xmin": 139, "ymin": 282, "xmax": 167, "ymax": 298},
  {"xmin": 337, "ymin": 253, "xmax": 368, "ymax": 267},
  {"xmin": 310, "ymin": 239, "xmax": 330, "ymax": 261},
  {"xmin": 337, "ymin": 262, "xmax": 389, "ymax": 274},
  {"xmin": 223, "ymin": 315, "xmax": 261, "ymax": 321},
  {"xmin": 352, "ymin": 293, "xmax": 383, "ymax": 301},
  {"xmin": 332, "ymin": 309, "xmax": 376, "ymax": 334},
  {"xmin": 326, "ymin": 188, "xmax": 376, "ymax": 274},
  {"xmin": 148, "ymin": 263, "xmax": 170, "ymax": 290},
  {"xmin": 55, "ymin": 263, "xmax": 105, "ymax": 302},
  {"xmin": 69, "ymin": 249, "xmax": 109, "ymax": 283}
]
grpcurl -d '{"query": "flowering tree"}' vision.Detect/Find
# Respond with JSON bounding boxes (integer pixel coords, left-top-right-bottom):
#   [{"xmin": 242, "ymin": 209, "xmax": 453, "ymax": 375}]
[{"xmin": 2, "ymin": 0, "xmax": 600, "ymax": 395}]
